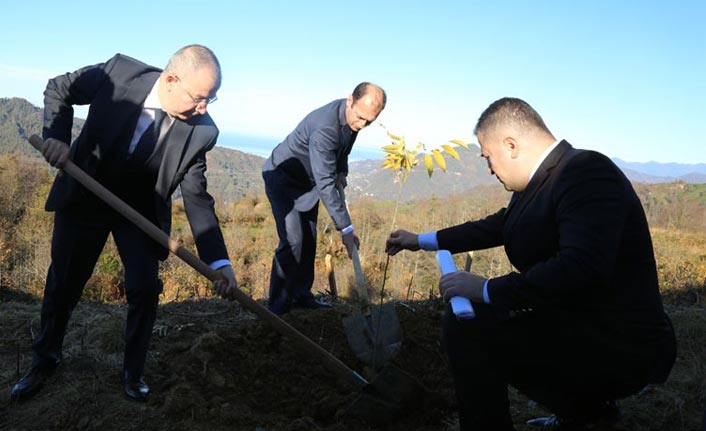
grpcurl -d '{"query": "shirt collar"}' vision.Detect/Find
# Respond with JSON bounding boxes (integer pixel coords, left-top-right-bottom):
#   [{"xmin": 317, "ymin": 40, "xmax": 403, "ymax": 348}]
[
  {"xmin": 338, "ymin": 98, "xmax": 349, "ymax": 127},
  {"xmin": 528, "ymin": 139, "xmax": 561, "ymax": 181},
  {"xmin": 143, "ymin": 80, "xmax": 162, "ymax": 111}
]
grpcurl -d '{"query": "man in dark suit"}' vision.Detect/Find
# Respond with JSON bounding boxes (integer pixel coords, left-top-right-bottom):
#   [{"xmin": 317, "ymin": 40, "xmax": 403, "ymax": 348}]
[
  {"xmin": 262, "ymin": 82, "xmax": 386, "ymax": 315},
  {"xmin": 11, "ymin": 45, "xmax": 238, "ymax": 402},
  {"xmin": 386, "ymin": 98, "xmax": 676, "ymax": 430}
]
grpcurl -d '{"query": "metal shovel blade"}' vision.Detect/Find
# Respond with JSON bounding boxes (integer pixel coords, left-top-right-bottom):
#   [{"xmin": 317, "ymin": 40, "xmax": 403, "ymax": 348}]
[
  {"xmin": 336, "ymin": 183, "xmax": 404, "ymax": 367},
  {"xmin": 346, "ymin": 365, "xmax": 425, "ymax": 425},
  {"xmin": 342, "ymin": 302, "xmax": 402, "ymax": 366}
]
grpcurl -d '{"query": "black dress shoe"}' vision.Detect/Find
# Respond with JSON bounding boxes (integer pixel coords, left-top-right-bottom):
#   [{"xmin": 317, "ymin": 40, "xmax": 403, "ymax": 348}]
[
  {"xmin": 10, "ymin": 366, "xmax": 56, "ymax": 401},
  {"xmin": 526, "ymin": 415, "xmax": 570, "ymax": 430},
  {"xmin": 527, "ymin": 401, "xmax": 621, "ymax": 430},
  {"xmin": 292, "ymin": 297, "xmax": 333, "ymax": 310},
  {"xmin": 123, "ymin": 373, "xmax": 149, "ymax": 402}
]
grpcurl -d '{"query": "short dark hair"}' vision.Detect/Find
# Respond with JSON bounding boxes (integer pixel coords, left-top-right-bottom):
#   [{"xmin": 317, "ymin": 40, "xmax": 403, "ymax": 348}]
[
  {"xmin": 352, "ymin": 82, "xmax": 387, "ymax": 109},
  {"xmin": 474, "ymin": 97, "xmax": 551, "ymax": 137},
  {"xmin": 165, "ymin": 44, "xmax": 222, "ymax": 90}
]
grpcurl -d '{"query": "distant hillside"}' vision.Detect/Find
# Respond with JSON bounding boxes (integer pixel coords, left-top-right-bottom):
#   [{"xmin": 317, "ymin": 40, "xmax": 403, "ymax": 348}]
[
  {"xmin": 614, "ymin": 158, "xmax": 706, "ymax": 184},
  {"xmin": 0, "ymin": 97, "xmax": 44, "ymax": 157},
  {"xmin": 348, "ymin": 145, "xmax": 500, "ymax": 201},
  {"xmin": 3, "ymin": 97, "xmax": 703, "ymax": 207},
  {"xmin": 618, "ymin": 167, "xmax": 677, "ymax": 184},
  {"xmin": 0, "ymin": 97, "xmax": 263, "ymax": 202},
  {"xmin": 633, "ymin": 182, "xmax": 706, "ymax": 229},
  {"xmin": 0, "ymin": 98, "xmax": 495, "ymax": 203},
  {"xmin": 0, "ymin": 97, "xmax": 84, "ymax": 157},
  {"xmin": 348, "ymin": 147, "xmax": 706, "ymax": 201},
  {"xmin": 205, "ymin": 146, "xmax": 264, "ymax": 202}
]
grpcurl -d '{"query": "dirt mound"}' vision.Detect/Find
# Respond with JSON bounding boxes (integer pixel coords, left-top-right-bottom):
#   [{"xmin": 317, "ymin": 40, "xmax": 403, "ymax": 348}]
[
  {"xmin": 0, "ymin": 296, "xmax": 460, "ymax": 431},
  {"xmin": 0, "ymin": 295, "xmax": 697, "ymax": 430},
  {"xmin": 150, "ymin": 300, "xmax": 454, "ymax": 431}
]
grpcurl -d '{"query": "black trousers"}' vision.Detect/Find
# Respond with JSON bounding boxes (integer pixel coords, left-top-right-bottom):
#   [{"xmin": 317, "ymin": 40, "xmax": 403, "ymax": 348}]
[
  {"xmin": 442, "ymin": 304, "xmax": 660, "ymax": 431},
  {"xmin": 31, "ymin": 206, "xmax": 162, "ymax": 379},
  {"xmin": 263, "ymin": 171, "xmax": 319, "ymax": 315}
]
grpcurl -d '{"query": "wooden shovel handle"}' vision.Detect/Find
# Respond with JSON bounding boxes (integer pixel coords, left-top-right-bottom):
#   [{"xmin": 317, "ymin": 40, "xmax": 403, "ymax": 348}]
[
  {"xmin": 350, "ymin": 242, "xmax": 371, "ymax": 306},
  {"xmin": 336, "ymin": 185, "xmax": 370, "ymax": 306},
  {"xmin": 28, "ymin": 134, "xmax": 367, "ymax": 388}
]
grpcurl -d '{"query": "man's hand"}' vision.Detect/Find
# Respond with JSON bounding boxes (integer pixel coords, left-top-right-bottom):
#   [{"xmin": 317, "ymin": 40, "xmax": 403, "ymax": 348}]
[
  {"xmin": 335, "ymin": 172, "xmax": 348, "ymax": 190},
  {"xmin": 385, "ymin": 229, "xmax": 420, "ymax": 255},
  {"xmin": 439, "ymin": 271, "xmax": 486, "ymax": 303},
  {"xmin": 342, "ymin": 231, "xmax": 360, "ymax": 259},
  {"xmin": 213, "ymin": 265, "xmax": 238, "ymax": 300},
  {"xmin": 41, "ymin": 138, "xmax": 70, "ymax": 168}
]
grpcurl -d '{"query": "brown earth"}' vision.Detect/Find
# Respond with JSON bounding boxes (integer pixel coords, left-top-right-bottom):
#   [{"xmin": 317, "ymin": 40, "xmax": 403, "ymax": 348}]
[{"xmin": 0, "ymin": 287, "xmax": 701, "ymax": 431}]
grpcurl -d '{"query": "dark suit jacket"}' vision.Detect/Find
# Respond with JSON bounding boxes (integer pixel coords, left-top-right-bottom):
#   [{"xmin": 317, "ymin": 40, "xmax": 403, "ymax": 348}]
[
  {"xmin": 42, "ymin": 53, "xmax": 228, "ymax": 263},
  {"xmin": 262, "ymin": 99, "xmax": 356, "ymax": 230},
  {"xmin": 437, "ymin": 141, "xmax": 672, "ymax": 357}
]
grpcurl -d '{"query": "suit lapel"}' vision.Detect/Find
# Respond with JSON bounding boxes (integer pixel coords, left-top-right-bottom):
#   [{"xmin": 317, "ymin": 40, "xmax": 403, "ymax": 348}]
[
  {"xmin": 336, "ymin": 100, "xmax": 355, "ymax": 161},
  {"xmin": 100, "ymin": 72, "xmax": 160, "ymax": 156},
  {"xmin": 156, "ymin": 120, "xmax": 192, "ymax": 200},
  {"xmin": 338, "ymin": 127, "xmax": 356, "ymax": 161},
  {"xmin": 503, "ymin": 141, "xmax": 572, "ymax": 232},
  {"xmin": 156, "ymin": 118, "xmax": 192, "ymax": 198}
]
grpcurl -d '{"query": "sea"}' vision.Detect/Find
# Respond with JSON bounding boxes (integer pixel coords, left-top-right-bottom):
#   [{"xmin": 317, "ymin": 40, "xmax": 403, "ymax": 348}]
[{"xmin": 217, "ymin": 132, "xmax": 384, "ymax": 161}]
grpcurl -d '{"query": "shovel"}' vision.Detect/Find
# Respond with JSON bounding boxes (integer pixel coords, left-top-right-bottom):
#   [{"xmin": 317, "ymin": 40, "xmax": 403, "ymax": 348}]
[
  {"xmin": 337, "ymin": 185, "xmax": 403, "ymax": 370},
  {"xmin": 27, "ymin": 134, "xmax": 422, "ymax": 424}
]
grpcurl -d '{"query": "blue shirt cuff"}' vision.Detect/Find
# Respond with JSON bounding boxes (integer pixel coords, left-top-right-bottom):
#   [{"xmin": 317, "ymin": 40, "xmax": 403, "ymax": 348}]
[
  {"xmin": 417, "ymin": 231, "xmax": 439, "ymax": 251},
  {"xmin": 482, "ymin": 279, "xmax": 491, "ymax": 304},
  {"xmin": 210, "ymin": 259, "xmax": 231, "ymax": 270},
  {"xmin": 341, "ymin": 225, "xmax": 354, "ymax": 235}
]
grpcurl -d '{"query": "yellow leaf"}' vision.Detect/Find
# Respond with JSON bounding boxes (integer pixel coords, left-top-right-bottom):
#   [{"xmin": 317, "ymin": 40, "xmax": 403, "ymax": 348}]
[
  {"xmin": 424, "ymin": 153, "xmax": 434, "ymax": 177},
  {"xmin": 449, "ymin": 139, "xmax": 469, "ymax": 149},
  {"xmin": 432, "ymin": 149, "xmax": 446, "ymax": 172},
  {"xmin": 405, "ymin": 153, "xmax": 416, "ymax": 172},
  {"xmin": 382, "ymin": 144, "xmax": 403, "ymax": 154},
  {"xmin": 391, "ymin": 156, "xmax": 402, "ymax": 171},
  {"xmin": 387, "ymin": 132, "xmax": 403, "ymax": 142},
  {"xmin": 441, "ymin": 144, "xmax": 460, "ymax": 160}
]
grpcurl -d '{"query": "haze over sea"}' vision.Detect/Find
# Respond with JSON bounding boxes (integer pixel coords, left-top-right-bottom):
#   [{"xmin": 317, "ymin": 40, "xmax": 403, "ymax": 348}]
[{"xmin": 218, "ymin": 132, "xmax": 384, "ymax": 162}]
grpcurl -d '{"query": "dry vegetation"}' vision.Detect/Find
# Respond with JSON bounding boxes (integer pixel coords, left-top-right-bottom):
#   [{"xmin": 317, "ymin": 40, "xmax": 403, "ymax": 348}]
[{"xmin": 1, "ymin": 154, "xmax": 705, "ymax": 430}]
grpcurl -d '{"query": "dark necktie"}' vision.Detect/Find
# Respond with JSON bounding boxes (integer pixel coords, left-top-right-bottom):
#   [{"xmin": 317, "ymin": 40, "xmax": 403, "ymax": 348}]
[{"xmin": 130, "ymin": 109, "xmax": 166, "ymax": 165}]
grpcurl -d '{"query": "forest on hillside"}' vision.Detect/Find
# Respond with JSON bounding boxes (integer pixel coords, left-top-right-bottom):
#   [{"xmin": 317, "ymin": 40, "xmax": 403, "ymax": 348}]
[{"xmin": 1, "ymin": 152, "xmax": 704, "ymax": 303}]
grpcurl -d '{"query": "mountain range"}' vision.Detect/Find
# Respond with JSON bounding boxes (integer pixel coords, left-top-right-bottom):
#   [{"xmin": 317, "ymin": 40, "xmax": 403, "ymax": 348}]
[
  {"xmin": 612, "ymin": 159, "xmax": 706, "ymax": 183},
  {"xmin": 1, "ymin": 97, "xmax": 704, "ymax": 204}
]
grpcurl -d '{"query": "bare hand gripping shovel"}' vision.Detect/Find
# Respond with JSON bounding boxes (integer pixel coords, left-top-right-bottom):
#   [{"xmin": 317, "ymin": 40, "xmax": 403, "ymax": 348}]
[
  {"xmin": 28, "ymin": 135, "xmax": 422, "ymax": 424},
  {"xmin": 337, "ymin": 185, "xmax": 403, "ymax": 370}
]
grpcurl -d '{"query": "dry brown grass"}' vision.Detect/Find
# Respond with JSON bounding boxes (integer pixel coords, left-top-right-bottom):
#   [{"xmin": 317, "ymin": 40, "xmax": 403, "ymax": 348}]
[{"xmin": 1, "ymin": 155, "xmax": 705, "ymax": 429}]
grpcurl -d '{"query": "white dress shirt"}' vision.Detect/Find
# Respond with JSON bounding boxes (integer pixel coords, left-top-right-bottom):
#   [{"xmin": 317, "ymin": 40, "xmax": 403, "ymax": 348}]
[{"xmin": 127, "ymin": 82, "xmax": 174, "ymax": 154}]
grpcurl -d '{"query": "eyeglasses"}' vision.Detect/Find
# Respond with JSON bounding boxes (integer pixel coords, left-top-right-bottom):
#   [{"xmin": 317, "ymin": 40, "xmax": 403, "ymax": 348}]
[{"xmin": 175, "ymin": 75, "xmax": 218, "ymax": 105}]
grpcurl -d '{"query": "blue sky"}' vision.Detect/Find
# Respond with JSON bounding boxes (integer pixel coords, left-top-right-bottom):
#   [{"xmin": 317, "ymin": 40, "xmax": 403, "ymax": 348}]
[{"xmin": 1, "ymin": 0, "xmax": 704, "ymax": 163}]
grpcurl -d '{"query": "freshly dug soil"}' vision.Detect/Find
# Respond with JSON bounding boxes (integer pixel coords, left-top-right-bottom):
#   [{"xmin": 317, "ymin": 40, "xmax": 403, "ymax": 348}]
[{"xmin": 0, "ymin": 290, "xmax": 693, "ymax": 430}]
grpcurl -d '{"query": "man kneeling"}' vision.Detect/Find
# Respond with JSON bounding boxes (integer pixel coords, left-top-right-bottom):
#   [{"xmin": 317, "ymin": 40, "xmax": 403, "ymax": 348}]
[{"xmin": 386, "ymin": 97, "xmax": 676, "ymax": 431}]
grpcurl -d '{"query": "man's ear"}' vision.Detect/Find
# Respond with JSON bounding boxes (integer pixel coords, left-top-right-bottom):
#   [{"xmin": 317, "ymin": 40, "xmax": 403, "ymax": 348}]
[
  {"xmin": 503, "ymin": 136, "xmax": 520, "ymax": 159},
  {"xmin": 164, "ymin": 73, "xmax": 178, "ymax": 86}
]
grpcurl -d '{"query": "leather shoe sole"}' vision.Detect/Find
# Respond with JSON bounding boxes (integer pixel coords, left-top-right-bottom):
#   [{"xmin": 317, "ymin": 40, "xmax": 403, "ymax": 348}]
[
  {"xmin": 292, "ymin": 298, "xmax": 333, "ymax": 310},
  {"xmin": 10, "ymin": 366, "xmax": 56, "ymax": 401},
  {"xmin": 527, "ymin": 401, "xmax": 622, "ymax": 430},
  {"xmin": 123, "ymin": 376, "xmax": 150, "ymax": 402},
  {"xmin": 526, "ymin": 415, "xmax": 567, "ymax": 430}
]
